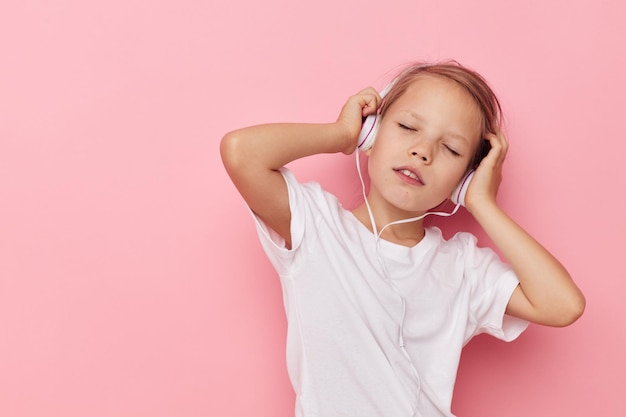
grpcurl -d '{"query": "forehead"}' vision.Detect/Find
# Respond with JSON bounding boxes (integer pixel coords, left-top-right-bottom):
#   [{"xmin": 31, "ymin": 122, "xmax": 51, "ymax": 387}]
[
  {"xmin": 391, "ymin": 75, "xmax": 483, "ymax": 139},
  {"xmin": 396, "ymin": 74, "xmax": 478, "ymax": 110}
]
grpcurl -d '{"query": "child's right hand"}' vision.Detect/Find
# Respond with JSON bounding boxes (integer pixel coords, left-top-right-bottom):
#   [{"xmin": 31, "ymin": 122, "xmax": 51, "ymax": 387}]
[{"xmin": 336, "ymin": 87, "xmax": 382, "ymax": 154}]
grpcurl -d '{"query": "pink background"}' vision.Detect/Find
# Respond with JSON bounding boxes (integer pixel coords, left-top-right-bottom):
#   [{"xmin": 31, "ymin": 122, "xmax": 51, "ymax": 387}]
[{"xmin": 1, "ymin": 0, "xmax": 624, "ymax": 416}]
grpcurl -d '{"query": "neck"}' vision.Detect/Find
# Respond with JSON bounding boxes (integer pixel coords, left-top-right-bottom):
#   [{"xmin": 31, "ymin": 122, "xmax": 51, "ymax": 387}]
[{"xmin": 352, "ymin": 204, "xmax": 427, "ymax": 247}]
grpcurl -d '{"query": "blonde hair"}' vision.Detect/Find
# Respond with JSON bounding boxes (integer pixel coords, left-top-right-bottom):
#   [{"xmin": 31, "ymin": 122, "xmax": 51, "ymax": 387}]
[{"xmin": 380, "ymin": 61, "xmax": 503, "ymax": 169}]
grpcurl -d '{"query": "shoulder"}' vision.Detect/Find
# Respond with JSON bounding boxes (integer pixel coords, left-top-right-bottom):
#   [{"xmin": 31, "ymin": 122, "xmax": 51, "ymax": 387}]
[
  {"xmin": 279, "ymin": 167, "xmax": 343, "ymax": 215},
  {"xmin": 427, "ymin": 227, "xmax": 508, "ymax": 273},
  {"xmin": 426, "ymin": 228, "xmax": 479, "ymax": 254},
  {"xmin": 272, "ymin": 168, "xmax": 354, "ymax": 249}
]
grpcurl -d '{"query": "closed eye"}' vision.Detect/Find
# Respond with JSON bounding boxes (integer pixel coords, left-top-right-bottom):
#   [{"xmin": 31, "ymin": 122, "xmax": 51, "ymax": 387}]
[
  {"xmin": 398, "ymin": 123, "xmax": 416, "ymax": 131},
  {"xmin": 444, "ymin": 144, "xmax": 461, "ymax": 157}
]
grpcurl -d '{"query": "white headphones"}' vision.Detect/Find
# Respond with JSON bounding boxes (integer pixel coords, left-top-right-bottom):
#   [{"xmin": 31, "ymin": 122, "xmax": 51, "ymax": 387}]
[
  {"xmin": 356, "ymin": 82, "xmax": 393, "ymax": 151},
  {"xmin": 356, "ymin": 81, "xmax": 475, "ymax": 207}
]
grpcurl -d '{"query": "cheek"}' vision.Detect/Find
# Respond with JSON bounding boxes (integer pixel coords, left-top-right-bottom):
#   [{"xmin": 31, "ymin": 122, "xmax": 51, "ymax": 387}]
[
  {"xmin": 365, "ymin": 141, "xmax": 388, "ymax": 169},
  {"xmin": 438, "ymin": 163, "xmax": 469, "ymax": 193},
  {"xmin": 365, "ymin": 150, "xmax": 392, "ymax": 187}
]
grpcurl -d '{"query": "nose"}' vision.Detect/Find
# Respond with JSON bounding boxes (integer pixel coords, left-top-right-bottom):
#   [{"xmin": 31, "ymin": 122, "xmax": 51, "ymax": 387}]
[
  {"xmin": 409, "ymin": 139, "xmax": 432, "ymax": 163},
  {"xmin": 411, "ymin": 151, "xmax": 428, "ymax": 162}
]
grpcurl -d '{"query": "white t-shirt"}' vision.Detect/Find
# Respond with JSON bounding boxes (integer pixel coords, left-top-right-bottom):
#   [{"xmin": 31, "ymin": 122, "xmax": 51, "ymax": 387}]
[{"xmin": 253, "ymin": 168, "xmax": 528, "ymax": 417}]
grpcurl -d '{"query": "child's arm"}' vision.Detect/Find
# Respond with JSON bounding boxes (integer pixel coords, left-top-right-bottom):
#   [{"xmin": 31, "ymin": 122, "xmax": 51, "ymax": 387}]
[
  {"xmin": 465, "ymin": 130, "xmax": 585, "ymax": 327},
  {"xmin": 220, "ymin": 88, "xmax": 381, "ymax": 248}
]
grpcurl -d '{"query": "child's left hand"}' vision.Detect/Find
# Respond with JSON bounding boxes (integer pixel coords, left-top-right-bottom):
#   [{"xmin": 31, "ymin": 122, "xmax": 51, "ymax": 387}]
[
  {"xmin": 464, "ymin": 129, "xmax": 508, "ymax": 214},
  {"xmin": 464, "ymin": 128, "xmax": 585, "ymax": 327}
]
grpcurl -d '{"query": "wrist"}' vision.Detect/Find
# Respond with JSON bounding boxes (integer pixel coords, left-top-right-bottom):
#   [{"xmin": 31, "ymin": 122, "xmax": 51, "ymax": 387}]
[
  {"xmin": 468, "ymin": 198, "xmax": 504, "ymax": 225},
  {"xmin": 332, "ymin": 121, "xmax": 359, "ymax": 154}
]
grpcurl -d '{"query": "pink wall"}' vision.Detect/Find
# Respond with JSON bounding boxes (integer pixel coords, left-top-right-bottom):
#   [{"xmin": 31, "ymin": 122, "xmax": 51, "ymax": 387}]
[{"xmin": 1, "ymin": 0, "xmax": 624, "ymax": 416}]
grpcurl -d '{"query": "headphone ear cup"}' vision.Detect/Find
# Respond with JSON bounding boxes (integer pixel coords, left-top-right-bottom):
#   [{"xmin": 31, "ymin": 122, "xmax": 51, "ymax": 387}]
[
  {"xmin": 357, "ymin": 114, "xmax": 379, "ymax": 151},
  {"xmin": 357, "ymin": 79, "xmax": 395, "ymax": 151},
  {"xmin": 451, "ymin": 170, "xmax": 475, "ymax": 206}
]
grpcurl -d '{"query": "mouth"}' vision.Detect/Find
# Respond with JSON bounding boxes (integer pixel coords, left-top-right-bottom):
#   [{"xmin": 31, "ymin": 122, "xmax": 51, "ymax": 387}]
[{"xmin": 394, "ymin": 167, "xmax": 424, "ymax": 185}]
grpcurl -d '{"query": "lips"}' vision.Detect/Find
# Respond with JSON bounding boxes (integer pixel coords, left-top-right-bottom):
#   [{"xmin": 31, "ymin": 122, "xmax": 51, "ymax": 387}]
[{"xmin": 394, "ymin": 167, "xmax": 424, "ymax": 185}]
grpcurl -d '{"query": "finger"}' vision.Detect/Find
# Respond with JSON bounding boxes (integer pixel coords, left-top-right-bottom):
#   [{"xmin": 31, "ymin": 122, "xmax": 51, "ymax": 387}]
[
  {"xmin": 495, "ymin": 129, "xmax": 509, "ymax": 154},
  {"xmin": 358, "ymin": 90, "xmax": 382, "ymax": 117},
  {"xmin": 484, "ymin": 130, "xmax": 508, "ymax": 165}
]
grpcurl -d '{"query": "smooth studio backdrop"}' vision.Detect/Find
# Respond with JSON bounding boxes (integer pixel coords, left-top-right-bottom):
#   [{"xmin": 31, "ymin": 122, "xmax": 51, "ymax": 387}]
[{"xmin": 1, "ymin": 0, "xmax": 624, "ymax": 416}]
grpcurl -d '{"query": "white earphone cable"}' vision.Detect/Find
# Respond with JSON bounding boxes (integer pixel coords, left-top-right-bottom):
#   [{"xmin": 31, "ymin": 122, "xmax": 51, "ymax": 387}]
[{"xmin": 355, "ymin": 149, "xmax": 462, "ymax": 416}]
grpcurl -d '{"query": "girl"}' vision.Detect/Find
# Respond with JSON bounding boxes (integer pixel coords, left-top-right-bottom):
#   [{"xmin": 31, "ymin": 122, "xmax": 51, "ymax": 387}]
[{"xmin": 220, "ymin": 62, "xmax": 585, "ymax": 417}]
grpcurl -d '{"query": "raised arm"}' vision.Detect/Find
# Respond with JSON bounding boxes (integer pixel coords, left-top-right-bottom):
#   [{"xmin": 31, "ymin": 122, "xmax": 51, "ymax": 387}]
[
  {"xmin": 220, "ymin": 88, "xmax": 381, "ymax": 248},
  {"xmin": 465, "ymin": 130, "xmax": 585, "ymax": 327}
]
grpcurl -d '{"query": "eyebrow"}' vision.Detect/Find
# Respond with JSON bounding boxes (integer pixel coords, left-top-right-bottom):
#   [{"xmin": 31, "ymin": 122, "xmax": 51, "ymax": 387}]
[{"xmin": 403, "ymin": 110, "xmax": 471, "ymax": 144}]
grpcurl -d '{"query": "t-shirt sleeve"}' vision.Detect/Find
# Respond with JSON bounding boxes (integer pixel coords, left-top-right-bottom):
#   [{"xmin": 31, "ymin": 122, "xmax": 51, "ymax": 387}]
[
  {"xmin": 249, "ymin": 167, "xmax": 323, "ymax": 275},
  {"xmin": 458, "ymin": 233, "xmax": 530, "ymax": 342}
]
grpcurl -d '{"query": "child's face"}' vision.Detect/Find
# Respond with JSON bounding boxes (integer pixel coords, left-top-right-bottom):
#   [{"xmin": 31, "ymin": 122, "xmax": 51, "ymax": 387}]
[{"xmin": 366, "ymin": 75, "xmax": 483, "ymax": 215}]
